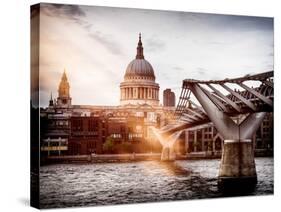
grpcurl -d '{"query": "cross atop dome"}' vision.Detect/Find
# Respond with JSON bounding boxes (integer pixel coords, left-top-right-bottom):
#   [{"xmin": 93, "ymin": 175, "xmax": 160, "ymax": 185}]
[
  {"xmin": 136, "ymin": 33, "xmax": 144, "ymax": 59},
  {"xmin": 138, "ymin": 33, "xmax": 142, "ymax": 44}
]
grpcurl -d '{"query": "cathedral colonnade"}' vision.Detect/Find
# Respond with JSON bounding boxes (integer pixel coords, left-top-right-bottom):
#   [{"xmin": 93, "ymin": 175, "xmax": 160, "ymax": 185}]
[{"xmin": 121, "ymin": 87, "xmax": 159, "ymax": 101}]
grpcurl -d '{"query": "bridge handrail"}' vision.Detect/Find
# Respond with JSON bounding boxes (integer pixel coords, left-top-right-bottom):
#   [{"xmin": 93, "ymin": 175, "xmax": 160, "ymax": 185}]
[{"xmin": 183, "ymin": 70, "xmax": 273, "ymax": 85}]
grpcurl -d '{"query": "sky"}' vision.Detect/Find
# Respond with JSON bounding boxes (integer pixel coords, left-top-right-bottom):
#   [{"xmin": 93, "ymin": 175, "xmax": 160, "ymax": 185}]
[{"xmin": 38, "ymin": 3, "xmax": 273, "ymax": 107}]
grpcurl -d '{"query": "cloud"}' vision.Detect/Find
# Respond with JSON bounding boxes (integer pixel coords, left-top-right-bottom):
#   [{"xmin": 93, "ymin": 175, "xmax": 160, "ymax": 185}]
[
  {"xmin": 41, "ymin": 3, "xmax": 125, "ymax": 57},
  {"xmin": 40, "ymin": 3, "xmax": 89, "ymax": 29},
  {"xmin": 175, "ymin": 11, "xmax": 273, "ymax": 36},
  {"xmin": 42, "ymin": 4, "xmax": 124, "ymax": 56},
  {"xmin": 41, "ymin": 3, "xmax": 85, "ymax": 19},
  {"xmin": 173, "ymin": 66, "xmax": 184, "ymax": 71},
  {"xmin": 38, "ymin": 4, "xmax": 273, "ymax": 107},
  {"xmin": 176, "ymin": 12, "xmax": 201, "ymax": 25},
  {"xmin": 197, "ymin": 67, "xmax": 207, "ymax": 75},
  {"xmin": 208, "ymin": 41, "xmax": 228, "ymax": 46},
  {"xmin": 88, "ymin": 31, "xmax": 124, "ymax": 56},
  {"xmin": 52, "ymin": 4, "xmax": 85, "ymax": 16},
  {"xmin": 145, "ymin": 37, "xmax": 165, "ymax": 52},
  {"xmin": 84, "ymin": 23, "xmax": 93, "ymax": 31}
]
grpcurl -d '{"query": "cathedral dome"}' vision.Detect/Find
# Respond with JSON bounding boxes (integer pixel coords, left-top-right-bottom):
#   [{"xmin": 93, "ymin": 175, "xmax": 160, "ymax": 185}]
[
  {"xmin": 125, "ymin": 59, "xmax": 155, "ymax": 80},
  {"xmin": 124, "ymin": 33, "xmax": 155, "ymax": 81},
  {"xmin": 120, "ymin": 33, "xmax": 159, "ymax": 106}
]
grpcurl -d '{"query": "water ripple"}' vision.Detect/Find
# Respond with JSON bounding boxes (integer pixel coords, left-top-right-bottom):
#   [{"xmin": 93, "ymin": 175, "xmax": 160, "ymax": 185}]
[{"xmin": 40, "ymin": 157, "xmax": 273, "ymax": 208}]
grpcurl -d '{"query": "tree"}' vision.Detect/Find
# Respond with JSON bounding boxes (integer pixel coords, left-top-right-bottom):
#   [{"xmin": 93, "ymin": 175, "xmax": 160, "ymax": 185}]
[
  {"xmin": 103, "ymin": 137, "xmax": 115, "ymax": 153},
  {"xmin": 119, "ymin": 142, "xmax": 133, "ymax": 153}
]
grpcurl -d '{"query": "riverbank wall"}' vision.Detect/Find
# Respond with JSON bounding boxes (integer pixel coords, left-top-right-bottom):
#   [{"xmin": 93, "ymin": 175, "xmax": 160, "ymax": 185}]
[{"xmin": 41, "ymin": 149, "xmax": 273, "ymax": 165}]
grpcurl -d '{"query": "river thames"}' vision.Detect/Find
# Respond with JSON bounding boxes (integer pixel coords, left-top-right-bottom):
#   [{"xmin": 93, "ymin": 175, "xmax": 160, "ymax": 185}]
[{"xmin": 40, "ymin": 157, "xmax": 273, "ymax": 208}]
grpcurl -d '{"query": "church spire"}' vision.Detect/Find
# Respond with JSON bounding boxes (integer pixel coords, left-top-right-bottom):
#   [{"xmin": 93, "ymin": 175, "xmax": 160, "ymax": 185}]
[
  {"xmin": 62, "ymin": 68, "xmax": 68, "ymax": 81},
  {"xmin": 57, "ymin": 69, "xmax": 72, "ymax": 107},
  {"xmin": 58, "ymin": 69, "xmax": 70, "ymax": 98},
  {"xmin": 136, "ymin": 33, "xmax": 144, "ymax": 59},
  {"xmin": 49, "ymin": 91, "xmax": 54, "ymax": 107}
]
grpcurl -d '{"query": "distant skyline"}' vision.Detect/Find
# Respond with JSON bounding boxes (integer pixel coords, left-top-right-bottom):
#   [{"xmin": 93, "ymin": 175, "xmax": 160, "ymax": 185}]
[{"xmin": 39, "ymin": 3, "xmax": 273, "ymax": 107}]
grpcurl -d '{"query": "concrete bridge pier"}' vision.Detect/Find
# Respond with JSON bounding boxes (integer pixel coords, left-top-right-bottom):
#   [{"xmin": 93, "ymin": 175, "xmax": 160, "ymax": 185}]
[
  {"xmin": 217, "ymin": 112, "xmax": 266, "ymax": 191},
  {"xmin": 161, "ymin": 146, "xmax": 176, "ymax": 161},
  {"xmin": 218, "ymin": 139, "xmax": 257, "ymax": 191},
  {"xmin": 154, "ymin": 130, "xmax": 182, "ymax": 162},
  {"xmin": 189, "ymin": 84, "xmax": 267, "ymax": 192}
]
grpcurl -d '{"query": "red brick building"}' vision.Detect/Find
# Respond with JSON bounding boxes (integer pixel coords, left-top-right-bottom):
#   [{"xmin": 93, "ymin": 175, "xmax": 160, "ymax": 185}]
[{"xmin": 68, "ymin": 116, "xmax": 105, "ymax": 155}]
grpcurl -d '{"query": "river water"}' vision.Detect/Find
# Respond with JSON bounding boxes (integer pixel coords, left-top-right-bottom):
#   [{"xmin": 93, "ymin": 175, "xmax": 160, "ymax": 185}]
[{"xmin": 40, "ymin": 157, "xmax": 273, "ymax": 209}]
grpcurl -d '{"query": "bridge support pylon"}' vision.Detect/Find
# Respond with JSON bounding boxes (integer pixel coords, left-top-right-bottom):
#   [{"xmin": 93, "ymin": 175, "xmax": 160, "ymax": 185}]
[
  {"xmin": 218, "ymin": 138, "xmax": 257, "ymax": 191},
  {"xmin": 189, "ymin": 84, "xmax": 267, "ymax": 191},
  {"xmin": 217, "ymin": 112, "xmax": 266, "ymax": 191},
  {"xmin": 156, "ymin": 130, "xmax": 182, "ymax": 162},
  {"xmin": 161, "ymin": 146, "xmax": 176, "ymax": 161}
]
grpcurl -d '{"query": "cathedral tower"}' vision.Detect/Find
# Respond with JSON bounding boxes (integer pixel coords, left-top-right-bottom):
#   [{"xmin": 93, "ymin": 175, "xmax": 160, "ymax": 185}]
[{"xmin": 57, "ymin": 69, "xmax": 72, "ymax": 108}]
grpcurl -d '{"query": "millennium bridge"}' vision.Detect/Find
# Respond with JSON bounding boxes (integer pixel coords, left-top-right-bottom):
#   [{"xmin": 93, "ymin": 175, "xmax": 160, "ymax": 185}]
[{"xmin": 154, "ymin": 70, "xmax": 273, "ymax": 191}]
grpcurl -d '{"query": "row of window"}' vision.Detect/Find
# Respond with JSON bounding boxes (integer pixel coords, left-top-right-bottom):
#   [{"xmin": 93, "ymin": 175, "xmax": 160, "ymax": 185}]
[
  {"xmin": 72, "ymin": 119, "xmax": 104, "ymax": 131},
  {"xmin": 42, "ymin": 141, "xmax": 68, "ymax": 147},
  {"xmin": 109, "ymin": 133, "xmax": 143, "ymax": 139}
]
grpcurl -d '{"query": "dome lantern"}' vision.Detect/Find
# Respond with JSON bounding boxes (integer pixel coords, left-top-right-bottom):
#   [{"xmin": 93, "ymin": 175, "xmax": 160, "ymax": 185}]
[
  {"xmin": 136, "ymin": 33, "xmax": 144, "ymax": 59},
  {"xmin": 124, "ymin": 33, "xmax": 156, "ymax": 81}
]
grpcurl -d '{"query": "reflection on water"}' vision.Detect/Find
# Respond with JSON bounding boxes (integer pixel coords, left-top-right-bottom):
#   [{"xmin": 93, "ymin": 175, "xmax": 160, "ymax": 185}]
[{"xmin": 40, "ymin": 157, "xmax": 273, "ymax": 209}]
